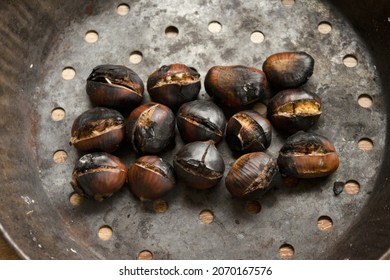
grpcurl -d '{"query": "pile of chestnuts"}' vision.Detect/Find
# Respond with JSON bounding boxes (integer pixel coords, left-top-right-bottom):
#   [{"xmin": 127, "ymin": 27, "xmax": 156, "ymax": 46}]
[{"xmin": 69, "ymin": 51, "xmax": 340, "ymax": 204}]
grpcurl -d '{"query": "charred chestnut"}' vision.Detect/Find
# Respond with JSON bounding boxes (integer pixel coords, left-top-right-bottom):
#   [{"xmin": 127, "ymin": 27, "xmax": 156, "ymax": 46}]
[
  {"xmin": 126, "ymin": 102, "xmax": 175, "ymax": 154},
  {"xmin": 147, "ymin": 64, "xmax": 201, "ymax": 109},
  {"xmin": 225, "ymin": 152, "xmax": 278, "ymax": 198},
  {"xmin": 173, "ymin": 140, "xmax": 225, "ymax": 189},
  {"xmin": 177, "ymin": 100, "xmax": 226, "ymax": 144},
  {"xmin": 277, "ymin": 131, "xmax": 340, "ymax": 178},
  {"xmin": 128, "ymin": 155, "xmax": 176, "ymax": 201},
  {"xmin": 70, "ymin": 107, "xmax": 125, "ymax": 153},
  {"xmin": 86, "ymin": 64, "xmax": 144, "ymax": 108},
  {"xmin": 71, "ymin": 152, "xmax": 127, "ymax": 201},
  {"xmin": 262, "ymin": 52, "xmax": 314, "ymax": 89},
  {"xmin": 204, "ymin": 65, "xmax": 267, "ymax": 107},
  {"xmin": 226, "ymin": 110, "xmax": 272, "ymax": 153}
]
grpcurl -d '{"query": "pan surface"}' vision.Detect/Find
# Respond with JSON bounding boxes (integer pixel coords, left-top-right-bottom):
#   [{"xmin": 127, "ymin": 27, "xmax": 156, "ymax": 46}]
[{"xmin": 0, "ymin": 0, "xmax": 390, "ymax": 259}]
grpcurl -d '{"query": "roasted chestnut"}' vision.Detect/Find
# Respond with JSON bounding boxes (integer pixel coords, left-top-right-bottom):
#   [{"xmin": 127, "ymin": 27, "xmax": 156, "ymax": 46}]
[
  {"xmin": 277, "ymin": 131, "xmax": 340, "ymax": 178},
  {"xmin": 147, "ymin": 64, "xmax": 201, "ymax": 109},
  {"xmin": 226, "ymin": 110, "xmax": 272, "ymax": 153},
  {"xmin": 71, "ymin": 152, "xmax": 127, "ymax": 201},
  {"xmin": 176, "ymin": 100, "xmax": 226, "ymax": 144},
  {"xmin": 86, "ymin": 64, "xmax": 144, "ymax": 108},
  {"xmin": 173, "ymin": 140, "xmax": 225, "ymax": 189},
  {"xmin": 70, "ymin": 107, "xmax": 125, "ymax": 153},
  {"xmin": 126, "ymin": 102, "xmax": 175, "ymax": 154},
  {"xmin": 225, "ymin": 152, "xmax": 278, "ymax": 198},
  {"xmin": 262, "ymin": 52, "xmax": 314, "ymax": 89},
  {"xmin": 128, "ymin": 155, "xmax": 176, "ymax": 201},
  {"xmin": 204, "ymin": 65, "xmax": 267, "ymax": 107}
]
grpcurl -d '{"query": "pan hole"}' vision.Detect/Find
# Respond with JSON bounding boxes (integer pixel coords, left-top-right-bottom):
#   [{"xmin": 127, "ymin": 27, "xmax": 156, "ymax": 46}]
[
  {"xmin": 69, "ymin": 192, "xmax": 84, "ymax": 206},
  {"xmin": 61, "ymin": 67, "xmax": 76, "ymax": 80},
  {"xmin": 117, "ymin": 3, "xmax": 129, "ymax": 16},
  {"xmin": 343, "ymin": 55, "xmax": 358, "ymax": 68},
  {"xmin": 85, "ymin": 30, "xmax": 99, "ymax": 43},
  {"xmin": 51, "ymin": 107, "xmax": 65, "ymax": 121},
  {"xmin": 252, "ymin": 102, "xmax": 267, "ymax": 115},
  {"xmin": 208, "ymin": 21, "xmax": 222, "ymax": 33},
  {"xmin": 246, "ymin": 201, "xmax": 262, "ymax": 214},
  {"xmin": 98, "ymin": 226, "xmax": 113, "ymax": 241},
  {"xmin": 318, "ymin": 22, "xmax": 332, "ymax": 34},
  {"xmin": 344, "ymin": 180, "xmax": 360, "ymax": 195},
  {"xmin": 129, "ymin": 51, "xmax": 143, "ymax": 64},
  {"xmin": 137, "ymin": 250, "xmax": 153, "ymax": 260},
  {"xmin": 281, "ymin": 0, "xmax": 295, "ymax": 8},
  {"xmin": 199, "ymin": 209, "xmax": 214, "ymax": 224},
  {"xmin": 317, "ymin": 216, "xmax": 333, "ymax": 231},
  {"xmin": 279, "ymin": 244, "xmax": 294, "ymax": 259},
  {"xmin": 153, "ymin": 199, "xmax": 168, "ymax": 213},
  {"xmin": 358, "ymin": 138, "xmax": 373, "ymax": 151},
  {"xmin": 358, "ymin": 94, "xmax": 373, "ymax": 108},
  {"xmin": 165, "ymin": 26, "xmax": 179, "ymax": 38},
  {"xmin": 250, "ymin": 31, "xmax": 265, "ymax": 44},
  {"xmin": 53, "ymin": 150, "xmax": 68, "ymax": 164}
]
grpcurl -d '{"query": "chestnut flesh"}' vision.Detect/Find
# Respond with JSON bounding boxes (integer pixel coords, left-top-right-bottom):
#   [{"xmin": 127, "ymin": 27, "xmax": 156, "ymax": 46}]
[
  {"xmin": 277, "ymin": 131, "xmax": 340, "ymax": 178},
  {"xmin": 262, "ymin": 52, "xmax": 314, "ymax": 89},
  {"xmin": 204, "ymin": 65, "xmax": 267, "ymax": 107},
  {"xmin": 177, "ymin": 100, "xmax": 226, "ymax": 144},
  {"xmin": 147, "ymin": 64, "xmax": 201, "ymax": 109},
  {"xmin": 173, "ymin": 140, "xmax": 225, "ymax": 189},
  {"xmin": 126, "ymin": 102, "xmax": 175, "ymax": 154},
  {"xmin": 268, "ymin": 89, "xmax": 321, "ymax": 133},
  {"xmin": 71, "ymin": 152, "xmax": 127, "ymax": 201},
  {"xmin": 225, "ymin": 152, "xmax": 278, "ymax": 198},
  {"xmin": 226, "ymin": 110, "xmax": 272, "ymax": 153},
  {"xmin": 70, "ymin": 107, "xmax": 125, "ymax": 153},
  {"xmin": 86, "ymin": 64, "xmax": 144, "ymax": 108},
  {"xmin": 128, "ymin": 155, "xmax": 176, "ymax": 201}
]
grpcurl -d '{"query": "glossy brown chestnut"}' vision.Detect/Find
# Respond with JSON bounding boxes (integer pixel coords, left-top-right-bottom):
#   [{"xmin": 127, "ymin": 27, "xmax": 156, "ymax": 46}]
[
  {"xmin": 70, "ymin": 107, "xmax": 125, "ymax": 153},
  {"xmin": 173, "ymin": 140, "xmax": 225, "ymax": 189},
  {"xmin": 177, "ymin": 100, "xmax": 226, "ymax": 144},
  {"xmin": 147, "ymin": 64, "xmax": 201, "ymax": 109},
  {"xmin": 126, "ymin": 102, "xmax": 175, "ymax": 154},
  {"xmin": 128, "ymin": 155, "xmax": 176, "ymax": 201},
  {"xmin": 226, "ymin": 110, "xmax": 272, "ymax": 153},
  {"xmin": 86, "ymin": 64, "xmax": 144, "ymax": 108},
  {"xmin": 71, "ymin": 152, "xmax": 127, "ymax": 201},
  {"xmin": 225, "ymin": 152, "xmax": 278, "ymax": 198},
  {"xmin": 262, "ymin": 52, "xmax": 315, "ymax": 89},
  {"xmin": 277, "ymin": 131, "xmax": 340, "ymax": 178},
  {"xmin": 204, "ymin": 65, "xmax": 267, "ymax": 107}
]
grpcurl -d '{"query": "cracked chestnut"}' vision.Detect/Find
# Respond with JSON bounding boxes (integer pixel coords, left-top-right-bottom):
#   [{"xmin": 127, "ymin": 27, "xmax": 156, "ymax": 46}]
[
  {"xmin": 204, "ymin": 65, "xmax": 267, "ymax": 107},
  {"xmin": 70, "ymin": 107, "xmax": 125, "ymax": 153},
  {"xmin": 268, "ymin": 89, "xmax": 322, "ymax": 133},
  {"xmin": 173, "ymin": 140, "xmax": 225, "ymax": 189},
  {"xmin": 128, "ymin": 155, "xmax": 176, "ymax": 201},
  {"xmin": 126, "ymin": 102, "xmax": 175, "ymax": 154},
  {"xmin": 147, "ymin": 64, "xmax": 201, "ymax": 109},
  {"xmin": 277, "ymin": 131, "xmax": 340, "ymax": 178},
  {"xmin": 262, "ymin": 51, "xmax": 314, "ymax": 89},
  {"xmin": 86, "ymin": 64, "xmax": 144, "ymax": 108},
  {"xmin": 226, "ymin": 110, "xmax": 272, "ymax": 153},
  {"xmin": 177, "ymin": 100, "xmax": 226, "ymax": 144},
  {"xmin": 226, "ymin": 152, "xmax": 278, "ymax": 198},
  {"xmin": 71, "ymin": 152, "xmax": 127, "ymax": 201}
]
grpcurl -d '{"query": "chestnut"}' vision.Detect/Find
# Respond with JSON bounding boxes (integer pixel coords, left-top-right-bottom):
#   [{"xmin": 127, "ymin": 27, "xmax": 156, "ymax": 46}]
[
  {"xmin": 126, "ymin": 102, "xmax": 175, "ymax": 154},
  {"xmin": 176, "ymin": 100, "xmax": 226, "ymax": 144},
  {"xmin": 147, "ymin": 64, "xmax": 201, "ymax": 109},
  {"xmin": 268, "ymin": 89, "xmax": 322, "ymax": 133},
  {"xmin": 262, "ymin": 52, "xmax": 314, "ymax": 89},
  {"xmin": 204, "ymin": 65, "xmax": 267, "ymax": 107},
  {"xmin": 70, "ymin": 107, "xmax": 125, "ymax": 153},
  {"xmin": 128, "ymin": 155, "xmax": 176, "ymax": 201},
  {"xmin": 277, "ymin": 131, "xmax": 340, "ymax": 178},
  {"xmin": 173, "ymin": 140, "xmax": 225, "ymax": 189},
  {"xmin": 71, "ymin": 152, "xmax": 127, "ymax": 201},
  {"xmin": 226, "ymin": 110, "xmax": 272, "ymax": 153},
  {"xmin": 225, "ymin": 152, "xmax": 278, "ymax": 198},
  {"xmin": 86, "ymin": 64, "xmax": 144, "ymax": 108}
]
